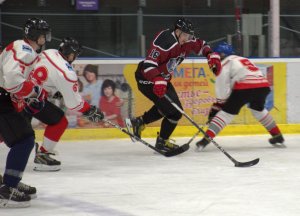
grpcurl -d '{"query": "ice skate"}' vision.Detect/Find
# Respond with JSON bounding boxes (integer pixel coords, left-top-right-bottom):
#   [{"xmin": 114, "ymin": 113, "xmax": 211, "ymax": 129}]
[
  {"xmin": 0, "ymin": 184, "xmax": 31, "ymax": 208},
  {"xmin": 195, "ymin": 137, "xmax": 210, "ymax": 152},
  {"xmin": 34, "ymin": 143, "xmax": 61, "ymax": 171},
  {"xmin": 17, "ymin": 182, "xmax": 37, "ymax": 199},
  {"xmin": 155, "ymin": 136, "xmax": 179, "ymax": 152},
  {"xmin": 130, "ymin": 117, "xmax": 145, "ymax": 139},
  {"xmin": 269, "ymin": 134, "xmax": 286, "ymax": 148},
  {"xmin": 0, "ymin": 174, "xmax": 37, "ymax": 199}
]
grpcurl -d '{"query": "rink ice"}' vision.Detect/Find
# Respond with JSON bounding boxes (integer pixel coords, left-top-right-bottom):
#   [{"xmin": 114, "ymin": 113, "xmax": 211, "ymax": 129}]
[{"xmin": 1, "ymin": 134, "xmax": 300, "ymax": 216}]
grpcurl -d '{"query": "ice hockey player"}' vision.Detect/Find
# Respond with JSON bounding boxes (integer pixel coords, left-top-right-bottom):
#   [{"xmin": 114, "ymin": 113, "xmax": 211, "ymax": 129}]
[
  {"xmin": 25, "ymin": 37, "xmax": 104, "ymax": 171},
  {"xmin": 129, "ymin": 17, "xmax": 221, "ymax": 152},
  {"xmin": 0, "ymin": 17, "xmax": 51, "ymax": 208},
  {"xmin": 195, "ymin": 42, "xmax": 285, "ymax": 151}
]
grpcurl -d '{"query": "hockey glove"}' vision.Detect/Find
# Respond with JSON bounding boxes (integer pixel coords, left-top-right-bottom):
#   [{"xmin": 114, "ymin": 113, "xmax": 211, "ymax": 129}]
[
  {"xmin": 153, "ymin": 76, "xmax": 167, "ymax": 98},
  {"xmin": 208, "ymin": 102, "xmax": 224, "ymax": 123},
  {"xmin": 24, "ymin": 86, "xmax": 48, "ymax": 115},
  {"xmin": 83, "ymin": 105, "xmax": 104, "ymax": 123},
  {"xmin": 52, "ymin": 91, "xmax": 63, "ymax": 100},
  {"xmin": 207, "ymin": 52, "xmax": 222, "ymax": 76},
  {"xmin": 10, "ymin": 94, "xmax": 25, "ymax": 112}
]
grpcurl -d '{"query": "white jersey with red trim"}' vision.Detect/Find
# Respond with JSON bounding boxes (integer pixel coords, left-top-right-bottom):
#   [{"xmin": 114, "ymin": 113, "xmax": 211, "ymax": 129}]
[
  {"xmin": 215, "ymin": 55, "xmax": 269, "ymax": 101},
  {"xmin": 34, "ymin": 49, "xmax": 85, "ymax": 111},
  {"xmin": 0, "ymin": 39, "xmax": 38, "ymax": 93}
]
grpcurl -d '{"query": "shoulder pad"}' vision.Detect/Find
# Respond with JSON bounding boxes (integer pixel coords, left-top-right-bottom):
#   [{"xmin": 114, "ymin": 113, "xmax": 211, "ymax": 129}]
[
  {"xmin": 153, "ymin": 29, "xmax": 177, "ymax": 51},
  {"xmin": 12, "ymin": 40, "xmax": 37, "ymax": 64},
  {"xmin": 15, "ymin": 40, "xmax": 33, "ymax": 53},
  {"xmin": 41, "ymin": 50, "xmax": 77, "ymax": 82}
]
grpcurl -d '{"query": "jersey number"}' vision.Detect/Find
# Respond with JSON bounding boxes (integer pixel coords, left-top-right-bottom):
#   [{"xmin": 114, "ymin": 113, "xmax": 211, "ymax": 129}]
[
  {"xmin": 239, "ymin": 59, "xmax": 259, "ymax": 72},
  {"xmin": 31, "ymin": 66, "xmax": 48, "ymax": 84}
]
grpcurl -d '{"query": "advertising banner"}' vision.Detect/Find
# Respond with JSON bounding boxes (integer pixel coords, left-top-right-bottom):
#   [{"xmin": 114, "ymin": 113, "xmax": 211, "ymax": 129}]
[
  {"xmin": 31, "ymin": 59, "xmax": 287, "ymax": 129},
  {"xmin": 123, "ymin": 61, "xmax": 286, "ymax": 126}
]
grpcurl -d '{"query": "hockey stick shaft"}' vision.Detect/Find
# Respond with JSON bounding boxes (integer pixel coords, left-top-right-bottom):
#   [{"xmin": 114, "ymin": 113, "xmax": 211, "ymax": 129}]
[
  {"xmin": 101, "ymin": 118, "xmax": 189, "ymax": 157},
  {"xmin": 164, "ymin": 94, "xmax": 259, "ymax": 167},
  {"xmin": 126, "ymin": 117, "xmax": 200, "ymax": 145}
]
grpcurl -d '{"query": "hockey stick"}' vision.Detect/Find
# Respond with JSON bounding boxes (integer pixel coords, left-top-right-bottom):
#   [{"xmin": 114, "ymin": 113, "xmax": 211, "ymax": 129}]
[
  {"xmin": 164, "ymin": 94, "xmax": 259, "ymax": 167},
  {"xmin": 125, "ymin": 118, "xmax": 137, "ymax": 142},
  {"xmin": 125, "ymin": 117, "xmax": 201, "ymax": 145},
  {"xmin": 102, "ymin": 118, "xmax": 189, "ymax": 157}
]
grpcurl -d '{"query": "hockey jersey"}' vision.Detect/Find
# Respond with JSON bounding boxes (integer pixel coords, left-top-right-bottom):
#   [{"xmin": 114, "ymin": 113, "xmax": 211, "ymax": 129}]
[
  {"xmin": 33, "ymin": 49, "xmax": 86, "ymax": 111},
  {"xmin": 0, "ymin": 40, "xmax": 38, "ymax": 93},
  {"xmin": 139, "ymin": 29, "xmax": 211, "ymax": 81},
  {"xmin": 215, "ymin": 55, "xmax": 270, "ymax": 101}
]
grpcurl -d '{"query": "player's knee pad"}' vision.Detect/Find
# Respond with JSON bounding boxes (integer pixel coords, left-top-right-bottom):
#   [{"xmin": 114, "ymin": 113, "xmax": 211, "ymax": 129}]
[
  {"xmin": 12, "ymin": 135, "xmax": 35, "ymax": 154},
  {"xmin": 0, "ymin": 112, "xmax": 34, "ymax": 148},
  {"xmin": 214, "ymin": 110, "xmax": 235, "ymax": 125},
  {"xmin": 33, "ymin": 100, "xmax": 64, "ymax": 125},
  {"xmin": 166, "ymin": 110, "xmax": 182, "ymax": 124},
  {"xmin": 249, "ymin": 108, "xmax": 268, "ymax": 120}
]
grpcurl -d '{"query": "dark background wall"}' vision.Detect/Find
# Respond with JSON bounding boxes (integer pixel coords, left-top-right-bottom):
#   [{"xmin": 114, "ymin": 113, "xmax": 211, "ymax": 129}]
[{"xmin": 0, "ymin": 0, "xmax": 299, "ymax": 57}]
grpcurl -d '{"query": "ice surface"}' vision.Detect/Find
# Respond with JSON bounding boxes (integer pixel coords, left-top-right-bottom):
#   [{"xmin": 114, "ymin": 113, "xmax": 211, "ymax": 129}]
[{"xmin": 1, "ymin": 134, "xmax": 300, "ymax": 216}]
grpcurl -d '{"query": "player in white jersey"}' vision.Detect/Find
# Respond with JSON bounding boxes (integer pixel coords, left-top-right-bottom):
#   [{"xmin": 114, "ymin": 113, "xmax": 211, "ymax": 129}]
[
  {"xmin": 195, "ymin": 42, "xmax": 285, "ymax": 151},
  {"xmin": 23, "ymin": 37, "xmax": 104, "ymax": 171},
  {"xmin": 0, "ymin": 17, "xmax": 51, "ymax": 208}
]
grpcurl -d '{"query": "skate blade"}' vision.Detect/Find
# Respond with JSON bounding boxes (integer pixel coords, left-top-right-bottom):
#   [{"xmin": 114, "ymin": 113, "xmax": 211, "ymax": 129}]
[
  {"xmin": 195, "ymin": 145, "xmax": 206, "ymax": 152},
  {"xmin": 33, "ymin": 164, "xmax": 61, "ymax": 172},
  {"xmin": 29, "ymin": 194, "xmax": 37, "ymax": 199},
  {"xmin": 0, "ymin": 200, "xmax": 30, "ymax": 208},
  {"xmin": 271, "ymin": 143, "xmax": 287, "ymax": 148}
]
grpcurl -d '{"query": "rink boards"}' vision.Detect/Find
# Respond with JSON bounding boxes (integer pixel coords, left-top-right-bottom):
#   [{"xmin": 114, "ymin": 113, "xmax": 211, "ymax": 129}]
[{"xmin": 35, "ymin": 58, "xmax": 300, "ymax": 141}]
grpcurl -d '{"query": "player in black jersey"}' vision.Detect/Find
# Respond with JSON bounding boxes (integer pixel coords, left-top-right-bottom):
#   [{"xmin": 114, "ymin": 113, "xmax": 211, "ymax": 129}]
[{"xmin": 129, "ymin": 17, "xmax": 222, "ymax": 152}]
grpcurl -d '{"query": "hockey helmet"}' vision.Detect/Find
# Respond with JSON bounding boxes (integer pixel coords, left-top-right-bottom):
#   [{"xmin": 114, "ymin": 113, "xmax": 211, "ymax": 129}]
[
  {"xmin": 174, "ymin": 17, "xmax": 194, "ymax": 36},
  {"xmin": 59, "ymin": 37, "xmax": 82, "ymax": 59},
  {"xmin": 24, "ymin": 17, "xmax": 51, "ymax": 42},
  {"xmin": 214, "ymin": 42, "xmax": 235, "ymax": 56}
]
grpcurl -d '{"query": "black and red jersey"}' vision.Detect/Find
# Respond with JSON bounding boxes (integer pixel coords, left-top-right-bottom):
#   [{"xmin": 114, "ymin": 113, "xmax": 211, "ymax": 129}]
[{"xmin": 138, "ymin": 29, "xmax": 212, "ymax": 81}]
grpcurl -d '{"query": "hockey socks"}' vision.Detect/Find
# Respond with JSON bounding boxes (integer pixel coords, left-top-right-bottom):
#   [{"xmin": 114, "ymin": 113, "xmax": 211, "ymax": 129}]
[
  {"xmin": 206, "ymin": 111, "xmax": 235, "ymax": 138},
  {"xmin": 42, "ymin": 115, "xmax": 68, "ymax": 152},
  {"xmin": 159, "ymin": 117, "xmax": 178, "ymax": 140},
  {"xmin": 250, "ymin": 108, "xmax": 282, "ymax": 135},
  {"xmin": 142, "ymin": 106, "xmax": 163, "ymax": 124},
  {"xmin": 3, "ymin": 136, "xmax": 35, "ymax": 188}
]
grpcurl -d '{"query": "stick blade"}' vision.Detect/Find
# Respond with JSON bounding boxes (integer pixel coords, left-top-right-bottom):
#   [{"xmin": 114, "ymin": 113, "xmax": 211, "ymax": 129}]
[
  {"xmin": 164, "ymin": 144, "xmax": 190, "ymax": 157},
  {"xmin": 125, "ymin": 118, "xmax": 136, "ymax": 142},
  {"xmin": 235, "ymin": 158, "xmax": 260, "ymax": 167}
]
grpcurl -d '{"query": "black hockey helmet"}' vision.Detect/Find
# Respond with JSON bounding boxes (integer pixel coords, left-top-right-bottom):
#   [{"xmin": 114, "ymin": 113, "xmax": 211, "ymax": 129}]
[
  {"xmin": 24, "ymin": 17, "xmax": 51, "ymax": 42},
  {"xmin": 174, "ymin": 17, "xmax": 194, "ymax": 36},
  {"xmin": 59, "ymin": 37, "xmax": 82, "ymax": 59}
]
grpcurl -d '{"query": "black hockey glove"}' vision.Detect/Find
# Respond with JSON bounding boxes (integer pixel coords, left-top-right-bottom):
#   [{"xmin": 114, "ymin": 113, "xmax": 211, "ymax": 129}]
[
  {"xmin": 83, "ymin": 105, "xmax": 104, "ymax": 123},
  {"xmin": 52, "ymin": 91, "xmax": 63, "ymax": 99},
  {"xmin": 208, "ymin": 102, "xmax": 224, "ymax": 123}
]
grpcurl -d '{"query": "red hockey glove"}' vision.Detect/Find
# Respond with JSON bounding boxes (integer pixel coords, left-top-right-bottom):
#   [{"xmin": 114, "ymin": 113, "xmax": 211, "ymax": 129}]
[
  {"xmin": 24, "ymin": 86, "xmax": 48, "ymax": 114},
  {"xmin": 207, "ymin": 52, "xmax": 222, "ymax": 76},
  {"xmin": 152, "ymin": 77, "xmax": 167, "ymax": 98},
  {"xmin": 208, "ymin": 102, "xmax": 225, "ymax": 123},
  {"xmin": 10, "ymin": 94, "xmax": 25, "ymax": 112}
]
